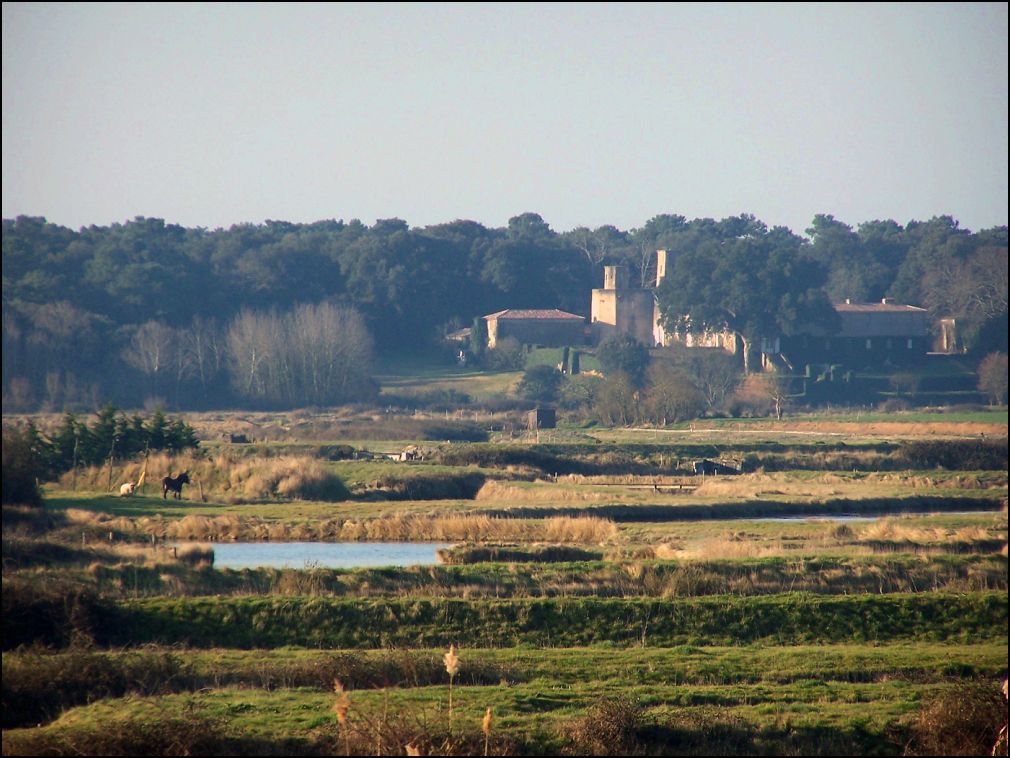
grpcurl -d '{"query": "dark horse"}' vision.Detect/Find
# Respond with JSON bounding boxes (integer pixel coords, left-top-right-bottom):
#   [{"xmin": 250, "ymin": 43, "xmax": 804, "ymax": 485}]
[{"xmin": 162, "ymin": 472, "xmax": 191, "ymax": 499}]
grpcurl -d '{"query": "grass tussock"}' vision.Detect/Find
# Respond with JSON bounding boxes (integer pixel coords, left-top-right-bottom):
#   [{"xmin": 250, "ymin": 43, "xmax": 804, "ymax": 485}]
[
  {"xmin": 225, "ymin": 456, "xmax": 351, "ymax": 501},
  {"xmin": 312, "ymin": 702, "xmax": 522, "ymax": 758}
]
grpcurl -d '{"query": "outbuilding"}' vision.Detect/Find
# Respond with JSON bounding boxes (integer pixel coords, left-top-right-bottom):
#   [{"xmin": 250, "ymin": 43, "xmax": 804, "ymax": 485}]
[{"xmin": 483, "ymin": 309, "xmax": 585, "ymax": 348}]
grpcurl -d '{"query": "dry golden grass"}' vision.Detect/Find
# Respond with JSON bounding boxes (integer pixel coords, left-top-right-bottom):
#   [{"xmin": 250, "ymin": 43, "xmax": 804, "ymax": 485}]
[
  {"xmin": 557, "ymin": 474, "xmax": 693, "ymax": 486},
  {"xmin": 175, "ymin": 544, "xmax": 214, "ymax": 567},
  {"xmin": 651, "ymin": 543, "xmax": 683, "ymax": 560},
  {"xmin": 76, "ymin": 510, "xmax": 617, "ymax": 544},
  {"xmin": 694, "ymin": 473, "xmax": 845, "ymax": 500},
  {"xmin": 63, "ymin": 508, "xmax": 106, "ymax": 525},
  {"xmin": 542, "ymin": 516, "xmax": 618, "ymax": 543},
  {"xmin": 857, "ymin": 518, "xmax": 997, "ymax": 545},
  {"xmin": 672, "ymin": 536, "xmax": 793, "ymax": 560},
  {"xmin": 475, "ymin": 480, "xmax": 607, "ymax": 503}
]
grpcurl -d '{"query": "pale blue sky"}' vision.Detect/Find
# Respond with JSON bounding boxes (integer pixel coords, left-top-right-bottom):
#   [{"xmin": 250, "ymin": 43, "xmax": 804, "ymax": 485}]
[{"xmin": 3, "ymin": 2, "xmax": 1007, "ymax": 234}]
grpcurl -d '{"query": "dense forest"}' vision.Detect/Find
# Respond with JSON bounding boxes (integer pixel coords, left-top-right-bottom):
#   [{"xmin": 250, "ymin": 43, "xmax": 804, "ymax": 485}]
[{"xmin": 2, "ymin": 212, "xmax": 1007, "ymax": 411}]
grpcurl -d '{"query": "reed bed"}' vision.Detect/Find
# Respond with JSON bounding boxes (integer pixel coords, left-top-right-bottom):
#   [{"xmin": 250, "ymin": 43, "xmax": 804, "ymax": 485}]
[{"xmin": 63, "ymin": 510, "xmax": 618, "ymax": 544}]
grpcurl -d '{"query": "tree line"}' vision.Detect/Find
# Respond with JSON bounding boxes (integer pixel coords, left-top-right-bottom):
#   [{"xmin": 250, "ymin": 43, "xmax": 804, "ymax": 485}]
[{"xmin": 2, "ymin": 211, "xmax": 1006, "ymax": 411}]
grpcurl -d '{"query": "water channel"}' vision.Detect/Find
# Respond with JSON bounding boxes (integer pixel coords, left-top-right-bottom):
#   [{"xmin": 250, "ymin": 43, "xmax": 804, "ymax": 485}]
[
  {"xmin": 180, "ymin": 512, "xmax": 998, "ymax": 569},
  {"xmin": 178, "ymin": 541, "xmax": 454, "ymax": 569}
]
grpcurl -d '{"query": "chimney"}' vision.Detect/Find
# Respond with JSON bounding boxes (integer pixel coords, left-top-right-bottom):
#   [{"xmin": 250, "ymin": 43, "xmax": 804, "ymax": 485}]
[
  {"xmin": 881, "ymin": 298, "xmax": 891, "ymax": 305},
  {"xmin": 845, "ymin": 298, "xmax": 851, "ymax": 305}
]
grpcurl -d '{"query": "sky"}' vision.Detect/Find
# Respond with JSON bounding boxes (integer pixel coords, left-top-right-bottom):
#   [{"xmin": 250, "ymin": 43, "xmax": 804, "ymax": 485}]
[{"xmin": 3, "ymin": 2, "xmax": 1008, "ymax": 236}]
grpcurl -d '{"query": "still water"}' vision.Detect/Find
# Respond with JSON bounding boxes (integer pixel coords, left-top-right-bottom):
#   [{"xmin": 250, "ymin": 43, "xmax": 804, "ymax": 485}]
[{"xmin": 180, "ymin": 541, "xmax": 453, "ymax": 569}]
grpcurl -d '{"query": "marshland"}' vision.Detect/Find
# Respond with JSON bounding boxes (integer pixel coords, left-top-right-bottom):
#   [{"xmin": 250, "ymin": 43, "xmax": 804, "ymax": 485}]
[{"xmin": 2, "ymin": 404, "xmax": 1007, "ymax": 756}]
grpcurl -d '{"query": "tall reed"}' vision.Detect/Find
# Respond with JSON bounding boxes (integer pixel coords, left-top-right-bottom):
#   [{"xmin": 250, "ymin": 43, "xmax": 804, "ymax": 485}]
[{"xmin": 444, "ymin": 645, "xmax": 460, "ymax": 734}]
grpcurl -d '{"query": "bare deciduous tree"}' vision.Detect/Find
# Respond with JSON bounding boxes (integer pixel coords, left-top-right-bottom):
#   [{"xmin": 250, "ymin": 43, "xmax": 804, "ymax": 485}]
[
  {"xmin": 181, "ymin": 315, "xmax": 225, "ymax": 401},
  {"xmin": 123, "ymin": 320, "xmax": 178, "ymax": 402},
  {"xmin": 677, "ymin": 347, "xmax": 741, "ymax": 412},
  {"xmin": 734, "ymin": 371, "xmax": 793, "ymax": 420},
  {"xmin": 225, "ymin": 303, "xmax": 374, "ymax": 407},
  {"xmin": 923, "ymin": 246, "xmax": 1009, "ymax": 345},
  {"xmin": 978, "ymin": 352, "xmax": 1008, "ymax": 406},
  {"xmin": 641, "ymin": 364, "xmax": 705, "ymax": 425}
]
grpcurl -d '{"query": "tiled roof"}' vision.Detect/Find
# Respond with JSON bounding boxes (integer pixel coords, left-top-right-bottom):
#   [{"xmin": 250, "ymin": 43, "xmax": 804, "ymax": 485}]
[
  {"xmin": 834, "ymin": 302, "xmax": 927, "ymax": 313},
  {"xmin": 483, "ymin": 309, "xmax": 585, "ymax": 321}
]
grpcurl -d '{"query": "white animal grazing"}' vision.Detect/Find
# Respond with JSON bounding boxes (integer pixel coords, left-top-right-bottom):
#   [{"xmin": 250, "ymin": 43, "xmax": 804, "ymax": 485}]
[{"xmin": 120, "ymin": 481, "xmax": 137, "ymax": 497}]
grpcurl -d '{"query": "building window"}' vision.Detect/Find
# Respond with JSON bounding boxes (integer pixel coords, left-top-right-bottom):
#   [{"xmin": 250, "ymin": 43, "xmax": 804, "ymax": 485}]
[{"xmin": 866, "ymin": 339, "xmax": 872, "ymax": 350}]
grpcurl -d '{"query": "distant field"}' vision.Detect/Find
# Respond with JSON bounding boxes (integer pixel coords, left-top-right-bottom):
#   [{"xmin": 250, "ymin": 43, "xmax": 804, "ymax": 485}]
[
  {"xmin": 589, "ymin": 412, "xmax": 1007, "ymax": 445},
  {"xmin": 375, "ymin": 360, "xmax": 523, "ymax": 402}
]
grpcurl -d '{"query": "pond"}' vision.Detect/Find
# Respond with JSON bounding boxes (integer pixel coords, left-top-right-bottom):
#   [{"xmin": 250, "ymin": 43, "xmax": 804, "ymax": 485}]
[{"xmin": 178, "ymin": 541, "xmax": 454, "ymax": 569}]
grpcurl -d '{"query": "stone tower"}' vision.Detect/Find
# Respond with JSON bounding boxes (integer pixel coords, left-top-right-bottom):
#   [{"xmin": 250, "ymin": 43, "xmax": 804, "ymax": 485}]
[{"xmin": 590, "ymin": 262, "xmax": 657, "ymax": 345}]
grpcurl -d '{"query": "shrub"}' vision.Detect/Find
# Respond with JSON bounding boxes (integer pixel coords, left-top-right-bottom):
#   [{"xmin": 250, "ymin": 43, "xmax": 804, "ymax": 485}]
[
  {"xmin": 904, "ymin": 679, "xmax": 1008, "ymax": 756},
  {"xmin": 1, "ymin": 649, "xmax": 192, "ymax": 728},
  {"xmin": 899, "ymin": 439, "xmax": 1008, "ymax": 471},
  {"xmin": 597, "ymin": 334, "xmax": 649, "ymax": 387},
  {"xmin": 517, "ymin": 364, "xmax": 564, "ymax": 403},
  {"xmin": 559, "ymin": 374, "xmax": 603, "ymax": 410},
  {"xmin": 1, "ymin": 705, "xmax": 229, "ymax": 756},
  {"xmin": 1, "ymin": 577, "xmax": 111, "ymax": 650},
  {"xmin": 2, "ymin": 424, "xmax": 46, "ymax": 507},
  {"xmin": 567, "ymin": 696, "xmax": 644, "ymax": 755},
  {"xmin": 484, "ymin": 336, "xmax": 525, "ymax": 371},
  {"xmin": 879, "ymin": 397, "xmax": 912, "ymax": 413},
  {"xmin": 318, "ymin": 444, "xmax": 356, "ymax": 461}
]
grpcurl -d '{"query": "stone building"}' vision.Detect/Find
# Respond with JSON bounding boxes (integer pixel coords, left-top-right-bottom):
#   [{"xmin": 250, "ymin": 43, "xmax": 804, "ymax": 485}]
[
  {"xmin": 768, "ymin": 299, "xmax": 930, "ymax": 369},
  {"xmin": 590, "ymin": 264, "xmax": 660, "ymax": 345},
  {"xmin": 652, "ymin": 248, "xmax": 930, "ymax": 368},
  {"xmin": 483, "ymin": 309, "xmax": 585, "ymax": 348}
]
